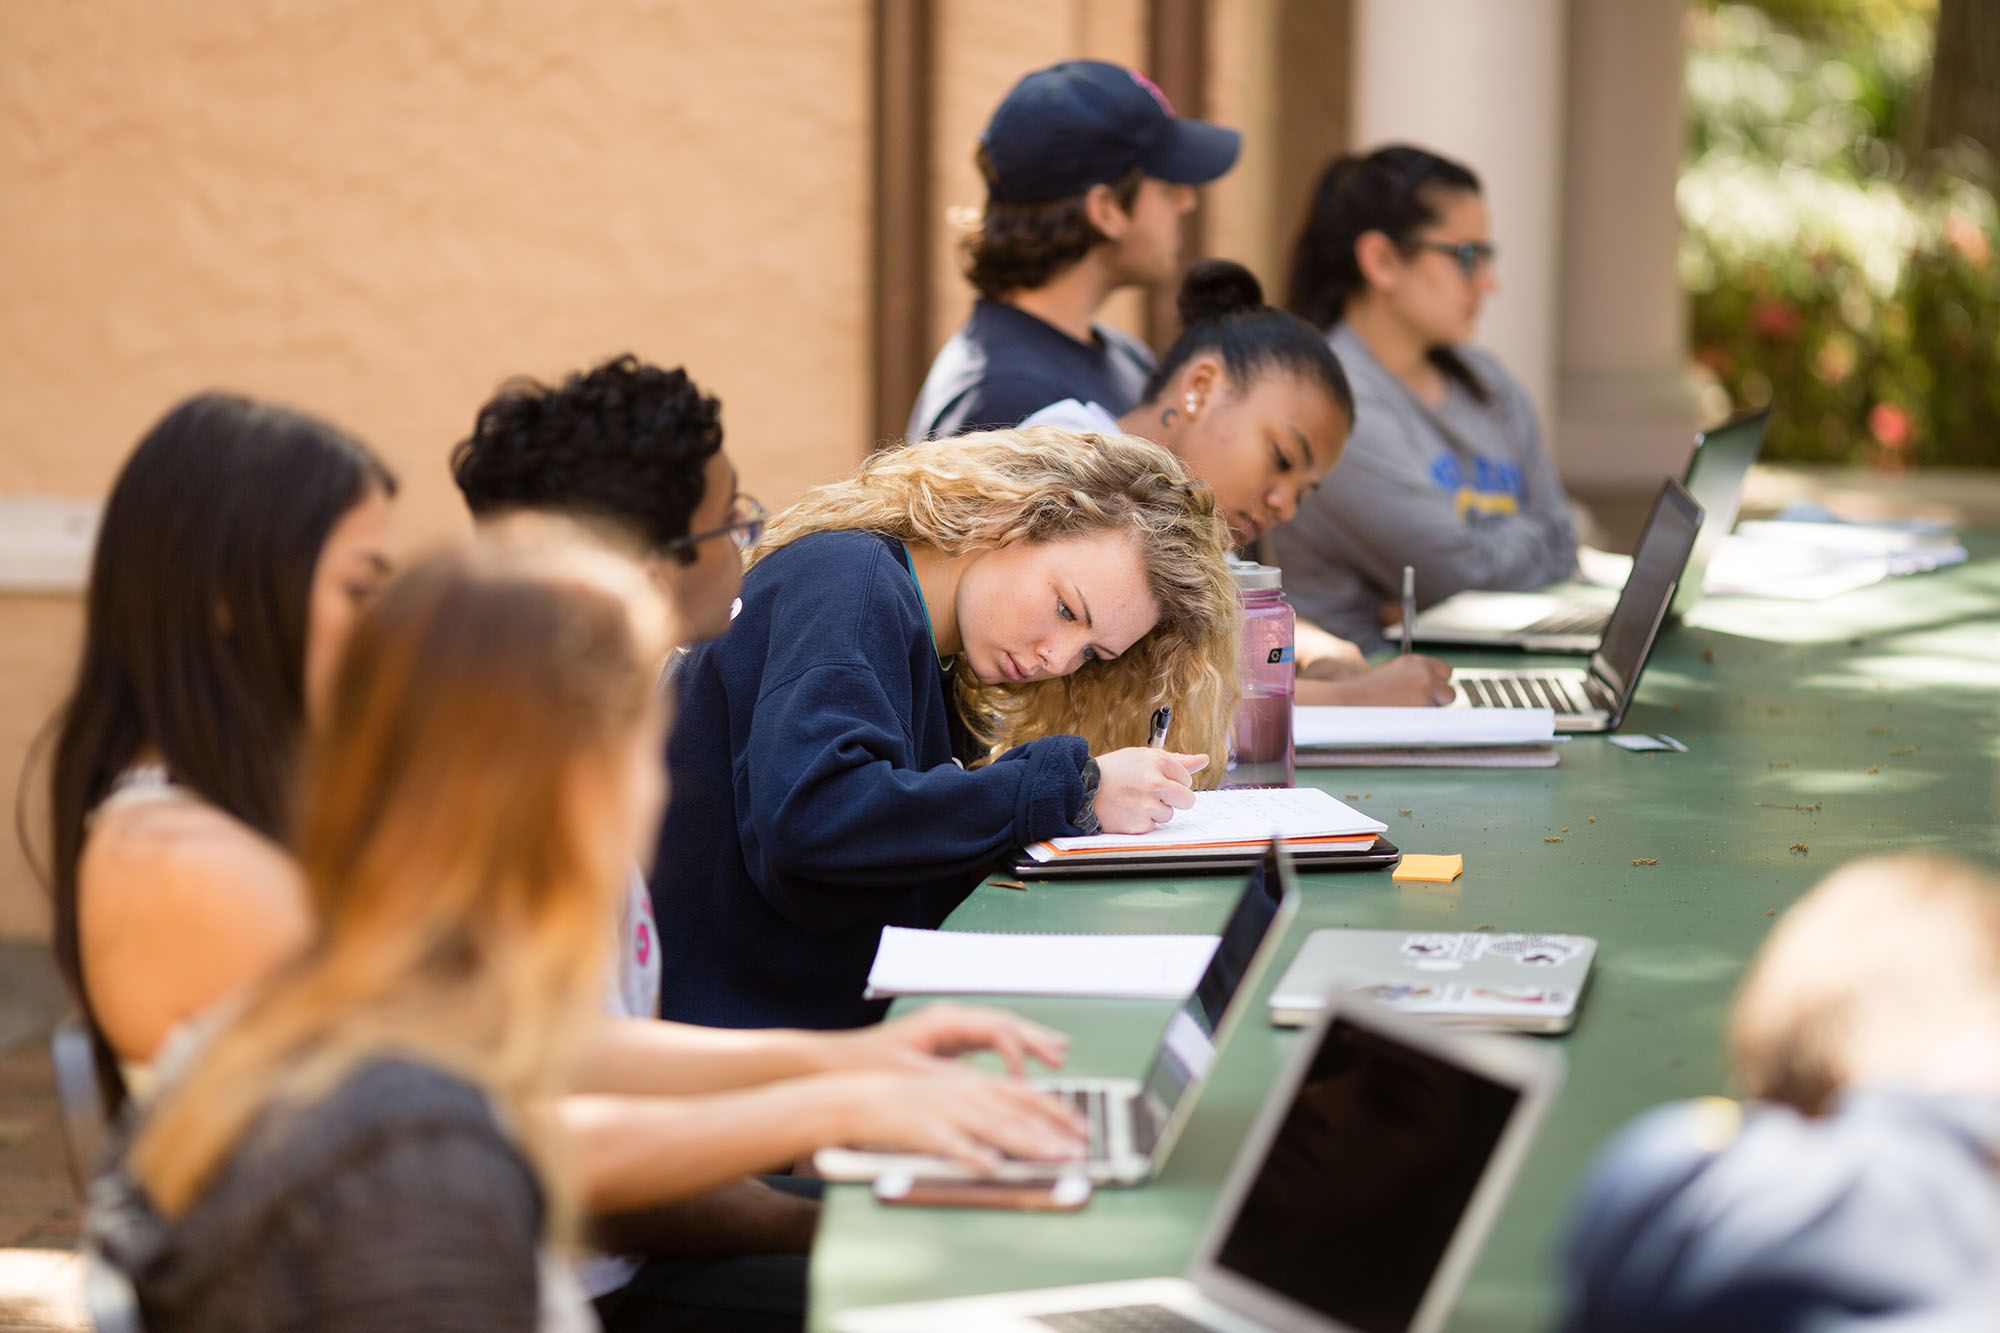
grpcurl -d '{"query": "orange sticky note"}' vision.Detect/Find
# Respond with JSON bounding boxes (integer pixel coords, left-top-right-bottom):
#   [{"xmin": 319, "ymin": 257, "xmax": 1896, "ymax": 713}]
[{"xmin": 1393, "ymin": 854, "xmax": 1464, "ymax": 884}]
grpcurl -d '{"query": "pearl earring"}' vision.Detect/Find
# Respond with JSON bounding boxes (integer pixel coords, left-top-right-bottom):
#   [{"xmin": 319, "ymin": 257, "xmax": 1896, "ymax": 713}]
[{"xmin": 1184, "ymin": 393, "xmax": 1199, "ymax": 416}]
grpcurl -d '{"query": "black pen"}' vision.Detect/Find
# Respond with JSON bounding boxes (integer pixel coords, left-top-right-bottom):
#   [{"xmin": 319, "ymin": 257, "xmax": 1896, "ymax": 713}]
[{"xmin": 1148, "ymin": 706, "xmax": 1172, "ymax": 749}]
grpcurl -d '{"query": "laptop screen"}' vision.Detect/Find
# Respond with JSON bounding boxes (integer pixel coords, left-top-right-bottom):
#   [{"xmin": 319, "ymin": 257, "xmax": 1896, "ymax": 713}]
[
  {"xmin": 1210, "ymin": 1014, "xmax": 1522, "ymax": 1332},
  {"xmin": 1589, "ymin": 478, "xmax": 1703, "ymax": 704},
  {"xmin": 1136, "ymin": 849, "xmax": 1283, "ymax": 1115},
  {"xmin": 1670, "ymin": 407, "xmax": 1770, "ymax": 620}
]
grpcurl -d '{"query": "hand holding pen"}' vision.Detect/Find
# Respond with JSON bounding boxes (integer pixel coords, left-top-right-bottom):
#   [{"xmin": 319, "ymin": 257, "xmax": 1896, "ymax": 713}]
[{"xmin": 1091, "ymin": 705, "xmax": 1205, "ymax": 835}]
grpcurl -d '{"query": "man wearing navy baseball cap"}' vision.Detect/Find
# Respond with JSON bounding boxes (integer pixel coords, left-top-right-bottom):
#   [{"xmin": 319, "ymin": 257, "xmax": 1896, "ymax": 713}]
[{"xmin": 907, "ymin": 59, "xmax": 1241, "ymax": 441}]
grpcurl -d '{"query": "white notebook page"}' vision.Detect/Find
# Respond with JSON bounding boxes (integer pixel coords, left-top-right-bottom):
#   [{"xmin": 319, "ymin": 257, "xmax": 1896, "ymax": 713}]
[
  {"xmin": 1041, "ymin": 786, "xmax": 1385, "ymax": 854},
  {"xmin": 1294, "ymin": 706, "xmax": 1556, "ymax": 748},
  {"xmin": 865, "ymin": 927, "xmax": 1219, "ymax": 1000}
]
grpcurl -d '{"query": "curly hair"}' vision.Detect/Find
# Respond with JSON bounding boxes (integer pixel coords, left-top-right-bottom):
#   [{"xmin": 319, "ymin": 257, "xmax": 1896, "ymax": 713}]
[
  {"xmin": 451, "ymin": 354, "xmax": 724, "ymax": 565},
  {"xmin": 962, "ymin": 148, "xmax": 1145, "ymax": 300},
  {"xmin": 752, "ymin": 428, "xmax": 1241, "ymax": 781}
]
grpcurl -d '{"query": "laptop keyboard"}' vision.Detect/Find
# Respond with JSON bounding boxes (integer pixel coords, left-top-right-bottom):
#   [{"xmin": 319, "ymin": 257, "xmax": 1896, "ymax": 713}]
[
  {"xmin": 1035, "ymin": 1305, "xmax": 1217, "ymax": 1332},
  {"xmin": 1462, "ymin": 673, "xmax": 1590, "ymax": 715},
  {"xmin": 1040, "ymin": 1086, "xmax": 1114, "ymax": 1162},
  {"xmin": 1523, "ymin": 605, "xmax": 1610, "ymax": 636}
]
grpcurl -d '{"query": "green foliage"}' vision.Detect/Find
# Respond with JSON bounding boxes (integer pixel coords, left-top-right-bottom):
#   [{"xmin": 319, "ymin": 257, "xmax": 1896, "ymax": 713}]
[{"xmin": 1683, "ymin": 2, "xmax": 2000, "ymax": 467}]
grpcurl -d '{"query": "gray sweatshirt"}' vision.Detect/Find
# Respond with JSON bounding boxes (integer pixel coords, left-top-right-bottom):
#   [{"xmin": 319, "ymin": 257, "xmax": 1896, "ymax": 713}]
[{"xmin": 1268, "ymin": 325, "xmax": 1576, "ymax": 652}]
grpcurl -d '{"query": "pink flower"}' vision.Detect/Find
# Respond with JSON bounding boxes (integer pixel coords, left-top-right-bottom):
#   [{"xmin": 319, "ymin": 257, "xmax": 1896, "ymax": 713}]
[
  {"xmin": 1868, "ymin": 402, "xmax": 1912, "ymax": 450},
  {"xmin": 1943, "ymin": 211, "xmax": 1991, "ymax": 270},
  {"xmin": 1751, "ymin": 299, "xmax": 1802, "ymax": 340}
]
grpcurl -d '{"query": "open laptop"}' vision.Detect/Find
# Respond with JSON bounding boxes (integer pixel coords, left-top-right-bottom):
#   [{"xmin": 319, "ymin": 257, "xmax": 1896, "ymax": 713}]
[
  {"xmin": 815, "ymin": 843, "xmax": 1301, "ymax": 1186},
  {"xmin": 1406, "ymin": 408, "xmax": 1770, "ymax": 652},
  {"xmin": 1269, "ymin": 929, "xmax": 1597, "ymax": 1034},
  {"xmin": 834, "ymin": 995, "xmax": 1563, "ymax": 1333},
  {"xmin": 1448, "ymin": 477, "xmax": 1702, "ymax": 733}
]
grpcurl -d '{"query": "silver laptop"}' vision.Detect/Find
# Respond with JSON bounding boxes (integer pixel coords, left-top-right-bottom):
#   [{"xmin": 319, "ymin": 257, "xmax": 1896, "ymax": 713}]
[
  {"xmin": 1449, "ymin": 478, "xmax": 1702, "ymax": 733},
  {"xmin": 1407, "ymin": 408, "xmax": 1770, "ymax": 652},
  {"xmin": 834, "ymin": 995, "xmax": 1563, "ymax": 1333},
  {"xmin": 1269, "ymin": 929, "xmax": 1597, "ymax": 1034},
  {"xmin": 814, "ymin": 843, "xmax": 1300, "ymax": 1185}
]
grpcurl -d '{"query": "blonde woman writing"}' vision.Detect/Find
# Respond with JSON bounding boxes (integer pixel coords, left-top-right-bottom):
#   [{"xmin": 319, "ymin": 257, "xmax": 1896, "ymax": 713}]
[
  {"xmin": 653, "ymin": 428, "xmax": 1240, "ymax": 1032},
  {"xmin": 91, "ymin": 539, "xmax": 1082, "ymax": 1331}
]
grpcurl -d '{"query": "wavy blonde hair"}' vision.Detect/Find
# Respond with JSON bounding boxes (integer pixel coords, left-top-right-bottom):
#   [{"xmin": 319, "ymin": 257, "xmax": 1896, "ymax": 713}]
[
  {"xmin": 131, "ymin": 534, "xmax": 671, "ymax": 1236},
  {"xmin": 754, "ymin": 428, "xmax": 1240, "ymax": 778}
]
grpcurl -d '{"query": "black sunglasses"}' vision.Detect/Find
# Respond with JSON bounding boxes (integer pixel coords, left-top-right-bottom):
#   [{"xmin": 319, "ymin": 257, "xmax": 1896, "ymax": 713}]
[
  {"xmin": 1407, "ymin": 239, "xmax": 1497, "ymax": 279},
  {"xmin": 664, "ymin": 493, "xmax": 766, "ymax": 558}
]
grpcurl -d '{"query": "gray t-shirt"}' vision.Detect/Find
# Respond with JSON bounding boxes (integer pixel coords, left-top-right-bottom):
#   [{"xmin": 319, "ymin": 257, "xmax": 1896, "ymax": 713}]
[{"xmin": 1269, "ymin": 325, "xmax": 1575, "ymax": 653}]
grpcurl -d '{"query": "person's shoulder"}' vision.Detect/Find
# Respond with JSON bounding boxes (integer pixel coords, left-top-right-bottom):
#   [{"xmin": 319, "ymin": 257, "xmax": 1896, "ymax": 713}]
[
  {"xmin": 237, "ymin": 1058, "xmax": 533, "ymax": 1209},
  {"xmin": 755, "ymin": 529, "xmax": 902, "ymax": 586},
  {"xmin": 82, "ymin": 800, "xmax": 304, "ymax": 937},
  {"xmin": 1450, "ymin": 344, "xmax": 1539, "ymax": 423},
  {"xmin": 741, "ymin": 532, "xmax": 923, "ymax": 664},
  {"xmin": 1095, "ymin": 320, "xmax": 1155, "ymax": 366},
  {"xmin": 1022, "ymin": 399, "xmax": 1121, "ymax": 433}
]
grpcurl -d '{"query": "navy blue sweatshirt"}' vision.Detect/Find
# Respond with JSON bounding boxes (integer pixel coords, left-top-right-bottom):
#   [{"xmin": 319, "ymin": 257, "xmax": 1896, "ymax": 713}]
[{"xmin": 650, "ymin": 530, "xmax": 1091, "ymax": 1030}]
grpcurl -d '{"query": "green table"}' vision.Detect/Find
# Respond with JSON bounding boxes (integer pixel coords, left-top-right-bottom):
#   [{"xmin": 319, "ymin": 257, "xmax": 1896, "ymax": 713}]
[{"xmin": 810, "ymin": 537, "xmax": 2000, "ymax": 1331}]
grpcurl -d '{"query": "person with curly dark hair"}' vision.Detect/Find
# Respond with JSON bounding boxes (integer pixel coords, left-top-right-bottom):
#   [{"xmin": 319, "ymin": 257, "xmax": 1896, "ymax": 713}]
[
  {"xmin": 905, "ymin": 60, "xmax": 1240, "ymax": 441},
  {"xmin": 452, "ymin": 354, "xmax": 759, "ymax": 644}
]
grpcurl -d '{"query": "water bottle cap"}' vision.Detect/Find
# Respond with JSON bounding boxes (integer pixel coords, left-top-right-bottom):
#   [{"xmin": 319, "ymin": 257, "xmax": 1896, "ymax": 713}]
[{"xmin": 1228, "ymin": 559, "xmax": 1283, "ymax": 592}]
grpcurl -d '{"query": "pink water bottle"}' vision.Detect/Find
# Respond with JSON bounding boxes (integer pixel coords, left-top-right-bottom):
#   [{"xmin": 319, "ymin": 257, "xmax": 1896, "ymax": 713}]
[{"xmin": 1224, "ymin": 560, "xmax": 1295, "ymax": 789}]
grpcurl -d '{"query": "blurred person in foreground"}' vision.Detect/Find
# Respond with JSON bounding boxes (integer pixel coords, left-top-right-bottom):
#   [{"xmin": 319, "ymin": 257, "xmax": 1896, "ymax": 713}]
[{"xmin": 1559, "ymin": 853, "xmax": 2000, "ymax": 1332}]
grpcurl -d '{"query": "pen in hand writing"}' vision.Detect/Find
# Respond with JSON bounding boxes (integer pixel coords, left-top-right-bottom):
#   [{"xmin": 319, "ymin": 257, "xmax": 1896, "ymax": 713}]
[
  {"xmin": 1148, "ymin": 705, "xmax": 1172, "ymax": 749},
  {"xmin": 1400, "ymin": 565, "xmax": 1416, "ymax": 657}
]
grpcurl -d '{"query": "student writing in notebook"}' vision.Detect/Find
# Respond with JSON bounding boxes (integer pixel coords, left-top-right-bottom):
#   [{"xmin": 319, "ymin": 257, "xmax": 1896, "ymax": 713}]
[
  {"xmin": 653, "ymin": 429, "xmax": 1239, "ymax": 1032},
  {"xmin": 1272, "ymin": 145, "xmax": 1577, "ymax": 653},
  {"xmin": 1023, "ymin": 259, "xmax": 1454, "ymax": 707}
]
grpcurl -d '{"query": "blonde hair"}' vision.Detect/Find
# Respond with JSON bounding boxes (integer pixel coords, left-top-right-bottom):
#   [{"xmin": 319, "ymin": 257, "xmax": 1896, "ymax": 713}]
[
  {"xmin": 131, "ymin": 535, "xmax": 672, "ymax": 1232},
  {"xmin": 755, "ymin": 428, "xmax": 1241, "ymax": 777},
  {"xmin": 1730, "ymin": 854, "xmax": 2000, "ymax": 1113}
]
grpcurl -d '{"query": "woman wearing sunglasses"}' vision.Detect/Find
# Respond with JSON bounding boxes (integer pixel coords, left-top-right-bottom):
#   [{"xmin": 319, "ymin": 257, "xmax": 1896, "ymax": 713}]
[{"xmin": 1270, "ymin": 144, "xmax": 1577, "ymax": 654}]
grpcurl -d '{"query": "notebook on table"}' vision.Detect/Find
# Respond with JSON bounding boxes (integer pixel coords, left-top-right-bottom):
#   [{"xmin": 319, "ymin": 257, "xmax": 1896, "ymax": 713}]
[
  {"xmin": 1269, "ymin": 929, "xmax": 1597, "ymax": 1034},
  {"xmin": 1294, "ymin": 706, "xmax": 1564, "ymax": 769},
  {"xmin": 833, "ymin": 994, "xmax": 1563, "ymax": 1333},
  {"xmin": 1404, "ymin": 407, "xmax": 1768, "ymax": 652},
  {"xmin": 1013, "ymin": 787, "xmax": 1395, "ymax": 877},
  {"xmin": 1447, "ymin": 477, "xmax": 1703, "ymax": 734},
  {"xmin": 819, "ymin": 843, "xmax": 1301, "ymax": 1186}
]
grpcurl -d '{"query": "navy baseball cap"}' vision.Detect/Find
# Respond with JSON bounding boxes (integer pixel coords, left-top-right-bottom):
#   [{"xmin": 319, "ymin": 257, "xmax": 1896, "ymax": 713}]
[{"xmin": 980, "ymin": 60, "xmax": 1242, "ymax": 205}]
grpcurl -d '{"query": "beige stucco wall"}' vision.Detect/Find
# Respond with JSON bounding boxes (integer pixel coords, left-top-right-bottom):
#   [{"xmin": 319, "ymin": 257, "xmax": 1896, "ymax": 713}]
[{"xmin": 0, "ymin": 0, "xmax": 873, "ymax": 938}]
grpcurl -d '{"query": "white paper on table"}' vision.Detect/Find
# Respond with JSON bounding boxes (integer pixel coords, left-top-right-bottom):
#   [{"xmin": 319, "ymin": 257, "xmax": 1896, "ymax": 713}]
[
  {"xmin": 1294, "ymin": 706, "xmax": 1556, "ymax": 748},
  {"xmin": 1040, "ymin": 787, "xmax": 1386, "ymax": 854},
  {"xmin": 864, "ymin": 927, "xmax": 1219, "ymax": 1000}
]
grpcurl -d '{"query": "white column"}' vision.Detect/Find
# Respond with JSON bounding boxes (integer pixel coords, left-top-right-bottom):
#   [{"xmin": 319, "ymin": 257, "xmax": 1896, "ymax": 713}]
[
  {"xmin": 1350, "ymin": 0, "xmax": 1568, "ymax": 440},
  {"xmin": 1556, "ymin": 0, "xmax": 1697, "ymax": 490}
]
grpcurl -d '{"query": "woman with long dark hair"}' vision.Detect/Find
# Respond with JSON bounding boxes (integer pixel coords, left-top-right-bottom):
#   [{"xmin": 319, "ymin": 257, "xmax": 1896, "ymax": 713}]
[
  {"xmin": 1273, "ymin": 145, "xmax": 1577, "ymax": 653},
  {"xmin": 43, "ymin": 392, "xmax": 397, "ymax": 1097}
]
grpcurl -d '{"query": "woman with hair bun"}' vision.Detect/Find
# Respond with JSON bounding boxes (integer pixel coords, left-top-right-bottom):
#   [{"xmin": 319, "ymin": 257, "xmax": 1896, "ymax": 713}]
[
  {"xmin": 1272, "ymin": 145, "xmax": 1577, "ymax": 654},
  {"xmin": 1025, "ymin": 258, "xmax": 1454, "ymax": 706}
]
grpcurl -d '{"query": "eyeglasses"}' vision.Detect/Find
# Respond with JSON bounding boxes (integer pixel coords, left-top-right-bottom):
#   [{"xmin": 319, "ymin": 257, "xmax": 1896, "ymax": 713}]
[
  {"xmin": 665, "ymin": 492, "xmax": 767, "ymax": 557},
  {"xmin": 1408, "ymin": 239, "xmax": 1497, "ymax": 279}
]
